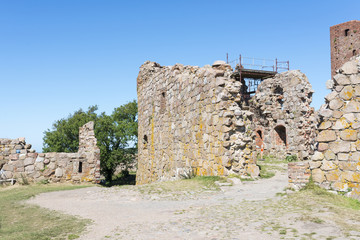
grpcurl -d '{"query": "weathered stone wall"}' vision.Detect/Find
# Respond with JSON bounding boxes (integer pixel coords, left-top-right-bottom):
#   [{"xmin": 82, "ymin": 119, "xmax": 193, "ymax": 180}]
[
  {"xmin": 251, "ymin": 70, "xmax": 317, "ymax": 159},
  {"xmin": 330, "ymin": 20, "xmax": 360, "ymax": 77},
  {"xmin": 136, "ymin": 61, "xmax": 259, "ymax": 184},
  {"xmin": 288, "ymin": 161, "xmax": 311, "ymax": 190},
  {"xmin": 0, "ymin": 121, "xmax": 100, "ymax": 183},
  {"xmin": 310, "ymin": 56, "xmax": 360, "ymax": 199}
]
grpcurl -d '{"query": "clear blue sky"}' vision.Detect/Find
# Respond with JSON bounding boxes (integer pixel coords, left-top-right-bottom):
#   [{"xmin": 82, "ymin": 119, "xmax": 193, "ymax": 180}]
[{"xmin": 1, "ymin": 0, "xmax": 359, "ymax": 151}]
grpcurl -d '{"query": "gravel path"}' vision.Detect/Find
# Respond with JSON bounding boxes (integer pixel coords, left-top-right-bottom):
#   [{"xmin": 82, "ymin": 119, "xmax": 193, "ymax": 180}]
[{"xmin": 27, "ymin": 171, "xmax": 360, "ymax": 240}]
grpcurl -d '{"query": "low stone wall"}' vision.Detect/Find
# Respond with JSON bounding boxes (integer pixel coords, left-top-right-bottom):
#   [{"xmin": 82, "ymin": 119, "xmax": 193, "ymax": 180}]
[
  {"xmin": 0, "ymin": 122, "xmax": 100, "ymax": 183},
  {"xmin": 288, "ymin": 161, "xmax": 311, "ymax": 190}
]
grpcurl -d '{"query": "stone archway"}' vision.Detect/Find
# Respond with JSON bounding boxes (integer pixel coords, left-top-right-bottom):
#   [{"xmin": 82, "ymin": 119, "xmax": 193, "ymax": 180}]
[
  {"xmin": 274, "ymin": 125, "xmax": 286, "ymax": 147},
  {"xmin": 255, "ymin": 129, "xmax": 263, "ymax": 148}
]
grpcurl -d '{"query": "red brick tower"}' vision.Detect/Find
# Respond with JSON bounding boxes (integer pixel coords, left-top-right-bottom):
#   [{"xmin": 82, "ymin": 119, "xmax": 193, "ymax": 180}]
[{"xmin": 330, "ymin": 20, "xmax": 360, "ymax": 77}]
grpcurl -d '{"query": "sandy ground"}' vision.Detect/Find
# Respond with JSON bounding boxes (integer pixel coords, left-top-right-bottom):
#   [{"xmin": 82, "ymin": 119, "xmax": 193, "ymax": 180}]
[{"xmin": 27, "ymin": 170, "xmax": 360, "ymax": 240}]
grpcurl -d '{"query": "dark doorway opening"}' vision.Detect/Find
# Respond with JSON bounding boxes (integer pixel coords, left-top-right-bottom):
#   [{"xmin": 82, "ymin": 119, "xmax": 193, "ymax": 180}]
[
  {"xmin": 78, "ymin": 161, "xmax": 83, "ymax": 173},
  {"xmin": 274, "ymin": 125, "xmax": 286, "ymax": 146}
]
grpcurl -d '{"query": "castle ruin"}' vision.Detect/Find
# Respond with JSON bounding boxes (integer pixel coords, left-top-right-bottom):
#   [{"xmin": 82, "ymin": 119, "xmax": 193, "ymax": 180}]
[
  {"xmin": 0, "ymin": 122, "xmax": 100, "ymax": 184},
  {"xmin": 136, "ymin": 20, "xmax": 360, "ymax": 200},
  {"xmin": 136, "ymin": 60, "xmax": 317, "ymax": 184}
]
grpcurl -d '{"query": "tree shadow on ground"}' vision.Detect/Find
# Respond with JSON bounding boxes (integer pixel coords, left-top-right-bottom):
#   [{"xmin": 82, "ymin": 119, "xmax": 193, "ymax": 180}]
[{"xmin": 99, "ymin": 171, "xmax": 136, "ymax": 187}]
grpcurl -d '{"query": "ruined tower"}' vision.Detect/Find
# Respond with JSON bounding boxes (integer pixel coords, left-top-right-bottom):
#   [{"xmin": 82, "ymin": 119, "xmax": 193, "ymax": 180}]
[{"xmin": 330, "ymin": 20, "xmax": 360, "ymax": 77}]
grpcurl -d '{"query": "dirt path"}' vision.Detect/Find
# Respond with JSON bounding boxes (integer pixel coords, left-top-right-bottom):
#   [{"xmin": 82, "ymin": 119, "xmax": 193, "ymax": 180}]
[{"xmin": 27, "ymin": 170, "xmax": 360, "ymax": 240}]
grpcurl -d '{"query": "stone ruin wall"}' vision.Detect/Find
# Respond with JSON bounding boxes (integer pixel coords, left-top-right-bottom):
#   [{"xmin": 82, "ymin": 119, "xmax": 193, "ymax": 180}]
[
  {"xmin": 308, "ymin": 56, "xmax": 360, "ymax": 199},
  {"xmin": 0, "ymin": 121, "xmax": 100, "ymax": 183},
  {"xmin": 251, "ymin": 70, "xmax": 317, "ymax": 159},
  {"xmin": 136, "ymin": 61, "xmax": 259, "ymax": 184}
]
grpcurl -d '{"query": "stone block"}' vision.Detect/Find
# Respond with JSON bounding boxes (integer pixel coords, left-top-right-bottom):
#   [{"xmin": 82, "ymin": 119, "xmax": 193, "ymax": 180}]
[
  {"xmin": 312, "ymin": 151, "xmax": 324, "ymax": 161},
  {"xmin": 342, "ymin": 171, "xmax": 360, "ymax": 183},
  {"xmin": 2, "ymin": 164, "xmax": 14, "ymax": 172},
  {"xmin": 329, "ymin": 98, "xmax": 344, "ymax": 110},
  {"xmin": 312, "ymin": 168, "xmax": 325, "ymax": 183},
  {"xmin": 339, "ymin": 162, "xmax": 357, "ymax": 171},
  {"xmin": 332, "ymin": 181, "xmax": 348, "ymax": 191},
  {"xmin": 355, "ymin": 86, "xmax": 360, "ymax": 97},
  {"xmin": 339, "ymin": 86, "xmax": 354, "ymax": 100},
  {"xmin": 340, "ymin": 129, "xmax": 358, "ymax": 141},
  {"xmin": 25, "ymin": 165, "xmax": 35, "ymax": 173},
  {"xmin": 350, "ymin": 152, "xmax": 360, "ymax": 161},
  {"xmin": 48, "ymin": 162, "xmax": 56, "ymax": 170},
  {"xmin": 333, "ymin": 110, "xmax": 343, "ymax": 119},
  {"xmin": 343, "ymin": 113, "xmax": 356, "ymax": 122},
  {"xmin": 326, "ymin": 79, "xmax": 334, "ymax": 89},
  {"xmin": 344, "ymin": 100, "xmax": 360, "ymax": 113},
  {"xmin": 318, "ymin": 109, "xmax": 333, "ymax": 118},
  {"xmin": 36, "ymin": 156, "xmax": 44, "ymax": 162},
  {"xmin": 351, "ymin": 74, "xmax": 360, "ymax": 84},
  {"xmin": 24, "ymin": 157, "xmax": 34, "ymax": 167},
  {"xmin": 246, "ymin": 164, "xmax": 260, "ymax": 177},
  {"xmin": 321, "ymin": 160, "xmax": 338, "ymax": 171},
  {"xmin": 318, "ymin": 121, "xmax": 332, "ymax": 130},
  {"xmin": 325, "ymin": 169, "xmax": 341, "ymax": 181},
  {"xmin": 329, "ymin": 141, "xmax": 351, "ymax": 153},
  {"xmin": 55, "ymin": 168, "xmax": 63, "ymax": 177},
  {"xmin": 318, "ymin": 143, "xmax": 329, "ymax": 152},
  {"xmin": 317, "ymin": 130, "xmax": 337, "ymax": 142},
  {"xmin": 325, "ymin": 91, "xmax": 337, "ymax": 102},
  {"xmin": 309, "ymin": 161, "xmax": 321, "ymax": 169},
  {"xmin": 35, "ymin": 162, "xmax": 44, "ymax": 170},
  {"xmin": 333, "ymin": 118, "xmax": 350, "ymax": 129},
  {"xmin": 334, "ymin": 74, "xmax": 351, "ymax": 85},
  {"xmin": 324, "ymin": 150, "xmax": 336, "ymax": 160},
  {"xmin": 338, "ymin": 153, "xmax": 349, "ymax": 161},
  {"xmin": 340, "ymin": 61, "xmax": 359, "ymax": 75}
]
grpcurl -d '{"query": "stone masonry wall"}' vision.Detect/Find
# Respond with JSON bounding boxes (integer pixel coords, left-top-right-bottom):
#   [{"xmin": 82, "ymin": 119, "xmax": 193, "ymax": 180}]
[
  {"xmin": 310, "ymin": 56, "xmax": 360, "ymax": 199},
  {"xmin": 136, "ymin": 61, "xmax": 259, "ymax": 184},
  {"xmin": 251, "ymin": 70, "xmax": 317, "ymax": 159},
  {"xmin": 288, "ymin": 161, "xmax": 311, "ymax": 190},
  {"xmin": 0, "ymin": 121, "xmax": 100, "ymax": 183}
]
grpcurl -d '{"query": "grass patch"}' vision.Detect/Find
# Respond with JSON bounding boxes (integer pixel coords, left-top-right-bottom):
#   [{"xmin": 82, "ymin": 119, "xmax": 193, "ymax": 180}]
[
  {"xmin": 257, "ymin": 155, "xmax": 287, "ymax": 179},
  {"xmin": 302, "ymin": 181, "xmax": 360, "ymax": 210},
  {"xmin": 0, "ymin": 184, "xmax": 91, "ymax": 240}
]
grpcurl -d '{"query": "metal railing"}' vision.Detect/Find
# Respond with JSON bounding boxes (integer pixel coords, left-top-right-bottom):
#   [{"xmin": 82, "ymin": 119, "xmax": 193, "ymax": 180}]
[{"xmin": 226, "ymin": 54, "xmax": 289, "ymax": 72}]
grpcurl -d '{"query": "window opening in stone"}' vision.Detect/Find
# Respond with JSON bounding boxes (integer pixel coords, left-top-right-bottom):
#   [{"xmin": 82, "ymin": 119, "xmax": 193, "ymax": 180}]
[
  {"xmin": 273, "ymin": 86, "xmax": 283, "ymax": 95},
  {"xmin": 277, "ymin": 98, "xmax": 284, "ymax": 110},
  {"xmin": 345, "ymin": 29, "xmax": 350, "ymax": 36},
  {"xmin": 143, "ymin": 135, "xmax": 148, "ymax": 144},
  {"xmin": 274, "ymin": 125, "xmax": 286, "ymax": 146},
  {"xmin": 353, "ymin": 49, "xmax": 357, "ymax": 56},
  {"xmin": 160, "ymin": 91, "xmax": 166, "ymax": 113},
  {"xmin": 78, "ymin": 161, "xmax": 83, "ymax": 173}
]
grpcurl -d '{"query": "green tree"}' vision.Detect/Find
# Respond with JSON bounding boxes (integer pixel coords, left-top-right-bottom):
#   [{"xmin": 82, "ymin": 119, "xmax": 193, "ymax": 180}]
[
  {"xmin": 43, "ymin": 105, "xmax": 98, "ymax": 152},
  {"xmin": 43, "ymin": 101, "xmax": 138, "ymax": 182},
  {"xmin": 96, "ymin": 100, "xmax": 138, "ymax": 181}
]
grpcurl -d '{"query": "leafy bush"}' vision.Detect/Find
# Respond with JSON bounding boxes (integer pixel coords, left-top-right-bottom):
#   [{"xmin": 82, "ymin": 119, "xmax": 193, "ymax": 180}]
[{"xmin": 285, "ymin": 155, "xmax": 298, "ymax": 162}]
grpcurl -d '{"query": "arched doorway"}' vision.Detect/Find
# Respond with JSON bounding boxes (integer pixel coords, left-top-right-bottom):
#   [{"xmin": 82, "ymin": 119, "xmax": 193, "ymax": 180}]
[
  {"xmin": 255, "ymin": 130, "xmax": 263, "ymax": 148},
  {"xmin": 274, "ymin": 125, "xmax": 286, "ymax": 147}
]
